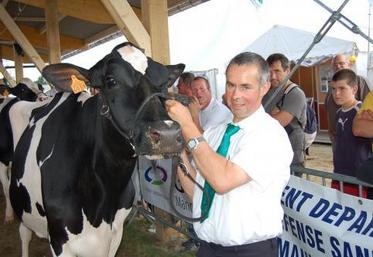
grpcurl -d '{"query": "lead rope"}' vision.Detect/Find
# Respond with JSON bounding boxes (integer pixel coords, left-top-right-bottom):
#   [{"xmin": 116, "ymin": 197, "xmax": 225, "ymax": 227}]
[{"xmin": 169, "ymin": 155, "xmax": 210, "ymax": 222}]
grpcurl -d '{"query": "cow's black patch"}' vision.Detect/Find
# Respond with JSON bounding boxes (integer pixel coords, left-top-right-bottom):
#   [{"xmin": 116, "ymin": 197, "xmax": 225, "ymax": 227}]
[
  {"xmin": 36, "ymin": 202, "xmax": 46, "ymax": 217},
  {"xmin": 0, "ymin": 98, "xmax": 20, "ymax": 165}
]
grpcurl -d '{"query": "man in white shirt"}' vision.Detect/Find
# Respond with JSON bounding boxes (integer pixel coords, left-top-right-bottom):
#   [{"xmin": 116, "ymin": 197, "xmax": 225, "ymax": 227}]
[
  {"xmin": 166, "ymin": 52, "xmax": 293, "ymax": 257},
  {"xmin": 189, "ymin": 76, "xmax": 232, "ymax": 132}
]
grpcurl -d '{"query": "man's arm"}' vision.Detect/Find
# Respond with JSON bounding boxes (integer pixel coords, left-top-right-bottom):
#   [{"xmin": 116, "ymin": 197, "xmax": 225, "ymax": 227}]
[
  {"xmin": 271, "ymin": 109, "xmax": 294, "ymax": 127},
  {"xmin": 166, "ymin": 100, "xmax": 251, "ymax": 194},
  {"xmin": 353, "ymin": 110, "xmax": 373, "ymax": 138},
  {"xmin": 271, "ymin": 87, "xmax": 305, "ymax": 127}
]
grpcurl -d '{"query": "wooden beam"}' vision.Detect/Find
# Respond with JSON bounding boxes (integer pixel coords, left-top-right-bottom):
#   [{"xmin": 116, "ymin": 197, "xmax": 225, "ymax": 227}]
[
  {"xmin": 0, "ymin": 23, "xmax": 85, "ymax": 54},
  {"xmin": 0, "ymin": 5, "xmax": 45, "ymax": 72},
  {"xmin": 84, "ymin": 25, "xmax": 119, "ymax": 45},
  {"xmin": 0, "ymin": 45, "xmax": 48, "ymax": 62},
  {"xmin": 13, "ymin": 0, "xmax": 117, "ymax": 24},
  {"xmin": 13, "ymin": 45, "xmax": 24, "ymax": 82},
  {"xmin": 141, "ymin": 0, "xmax": 170, "ymax": 64},
  {"xmin": 0, "ymin": 61, "xmax": 16, "ymax": 87},
  {"xmin": 45, "ymin": 0, "xmax": 61, "ymax": 63},
  {"xmin": 100, "ymin": 0, "xmax": 151, "ymax": 55},
  {"xmin": 39, "ymin": 14, "xmax": 65, "ymax": 35},
  {"xmin": 14, "ymin": 16, "xmax": 45, "ymax": 22}
]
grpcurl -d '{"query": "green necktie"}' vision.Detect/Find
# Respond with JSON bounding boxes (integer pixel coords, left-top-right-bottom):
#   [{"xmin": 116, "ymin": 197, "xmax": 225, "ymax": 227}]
[{"xmin": 200, "ymin": 123, "xmax": 240, "ymax": 222}]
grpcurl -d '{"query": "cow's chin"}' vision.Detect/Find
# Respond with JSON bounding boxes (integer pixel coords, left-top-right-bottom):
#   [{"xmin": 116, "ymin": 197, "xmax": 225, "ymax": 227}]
[
  {"xmin": 143, "ymin": 153, "xmax": 180, "ymax": 160},
  {"xmin": 144, "ymin": 154, "xmax": 165, "ymax": 160}
]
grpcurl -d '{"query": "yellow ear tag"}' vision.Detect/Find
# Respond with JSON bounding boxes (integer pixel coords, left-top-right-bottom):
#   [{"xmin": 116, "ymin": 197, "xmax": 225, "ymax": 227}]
[{"xmin": 70, "ymin": 75, "xmax": 87, "ymax": 94}]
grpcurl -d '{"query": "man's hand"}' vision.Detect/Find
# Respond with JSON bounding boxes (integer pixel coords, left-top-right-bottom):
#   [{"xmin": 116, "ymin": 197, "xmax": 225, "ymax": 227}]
[
  {"xmin": 165, "ymin": 99, "xmax": 194, "ymax": 127},
  {"xmin": 188, "ymin": 96, "xmax": 201, "ymax": 120},
  {"xmin": 271, "ymin": 107, "xmax": 280, "ymax": 115}
]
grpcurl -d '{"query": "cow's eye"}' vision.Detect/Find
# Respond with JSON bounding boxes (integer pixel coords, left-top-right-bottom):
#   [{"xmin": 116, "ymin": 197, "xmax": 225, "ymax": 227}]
[{"xmin": 106, "ymin": 77, "xmax": 117, "ymax": 88}]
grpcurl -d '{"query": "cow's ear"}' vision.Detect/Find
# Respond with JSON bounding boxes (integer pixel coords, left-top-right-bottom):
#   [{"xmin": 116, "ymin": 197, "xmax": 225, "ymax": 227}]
[
  {"xmin": 42, "ymin": 63, "xmax": 90, "ymax": 93},
  {"xmin": 166, "ymin": 64, "xmax": 185, "ymax": 87}
]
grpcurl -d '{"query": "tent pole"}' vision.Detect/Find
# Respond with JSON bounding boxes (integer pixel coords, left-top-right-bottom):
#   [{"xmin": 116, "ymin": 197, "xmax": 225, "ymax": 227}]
[
  {"xmin": 314, "ymin": 0, "xmax": 373, "ymax": 44},
  {"xmin": 264, "ymin": 0, "xmax": 350, "ymax": 111}
]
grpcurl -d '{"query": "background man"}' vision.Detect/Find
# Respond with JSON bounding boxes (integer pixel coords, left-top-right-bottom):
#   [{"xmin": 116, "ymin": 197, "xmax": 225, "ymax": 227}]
[
  {"xmin": 325, "ymin": 54, "xmax": 371, "ymax": 148},
  {"xmin": 189, "ymin": 76, "xmax": 232, "ymax": 132},
  {"xmin": 177, "ymin": 72, "xmax": 195, "ymax": 97},
  {"xmin": 264, "ymin": 53, "xmax": 307, "ymax": 169},
  {"xmin": 166, "ymin": 52, "xmax": 292, "ymax": 257}
]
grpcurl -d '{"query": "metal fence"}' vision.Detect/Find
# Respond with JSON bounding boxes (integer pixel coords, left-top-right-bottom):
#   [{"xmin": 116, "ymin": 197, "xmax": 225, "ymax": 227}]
[{"xmin": 129, "ymin": 166, "xmax": 373, "ymax": 240}]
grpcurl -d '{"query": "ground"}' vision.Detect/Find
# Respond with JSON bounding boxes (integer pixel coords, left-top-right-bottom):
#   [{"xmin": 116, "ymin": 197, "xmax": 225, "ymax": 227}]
[{"xmin": 0, "ymin": 143, "xmax": 333, "ymax": 257}]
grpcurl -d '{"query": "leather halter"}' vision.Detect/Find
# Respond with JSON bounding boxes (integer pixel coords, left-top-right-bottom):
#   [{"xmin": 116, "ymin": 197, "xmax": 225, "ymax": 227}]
[{"xmin": 99, "ymin": 92, "xmax": 170, "ymax": 155}]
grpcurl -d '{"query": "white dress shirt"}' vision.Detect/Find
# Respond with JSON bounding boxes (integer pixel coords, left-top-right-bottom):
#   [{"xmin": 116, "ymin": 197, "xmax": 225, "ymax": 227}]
[{"xmin": 193, "ymin": 106, "xmax": 293, "ymax": 246}]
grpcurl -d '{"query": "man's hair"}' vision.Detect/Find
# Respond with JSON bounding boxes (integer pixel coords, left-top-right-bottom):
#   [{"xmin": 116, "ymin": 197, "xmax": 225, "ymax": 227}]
[
  {"xmin": 266, "ymin": 53, "xmax": 290, "ymax": 70},
  {"xmin": 332, "ymin": 68, "xmax": 357, "ymax": 86},
  {"xmin": 226, "ymin": 52, "xmax": 269, "ymax": 85},
  {"xmin": 192, "ymin": 76, "xmax": 210, "ymax": 90},
  {"xmin": 178, "ymin": 72, "xmax": 195, "ymax": 87}
]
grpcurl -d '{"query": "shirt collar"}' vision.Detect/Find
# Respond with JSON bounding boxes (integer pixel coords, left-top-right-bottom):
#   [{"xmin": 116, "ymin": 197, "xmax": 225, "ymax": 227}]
[
  {"xmin": 231, "ymin": 105, "xmax": 265, "ymax": 131},
  {"xmin": 201, "ymin": 97, "xmax": 214, "ymax": 112}
]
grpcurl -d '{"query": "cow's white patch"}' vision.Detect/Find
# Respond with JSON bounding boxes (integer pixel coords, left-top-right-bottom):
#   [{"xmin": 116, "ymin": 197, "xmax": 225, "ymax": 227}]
[
  {"xmin": 164, "ymin": 120, "xmax": 174, "ymax": 127},
  {"xmin": 11, "ymin": 94, "xmax": 69, "ymax": 241},
  {"xmin": 77, "ymin": 91, "xmax": 93, "ymax": 104},
  {"xmin": 9, "ymin": 99, "xmax": 50, "ymax": 147},
  {"xmin": 63, "ymin": 208, "xmax": 131, "ymax": 257},
  {"xmin": 117, "ymin": 45, "xmax": 148, "ymax": 75},
  {"xmin": 145, "ymin": 154, "xmax": 164, "ymax": 160},
  {"xmin": 38, "ymin": 145, "xmax": 54, "ymax": 168}
]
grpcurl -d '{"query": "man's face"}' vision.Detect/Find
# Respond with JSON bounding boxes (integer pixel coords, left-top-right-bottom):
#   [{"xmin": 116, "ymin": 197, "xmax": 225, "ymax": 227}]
[
  {"xmin": 191, "ymin": 78, "xmax": 212, "ymax": 109},
  {"xmin": 177, "ymin": 80, "xmax": 193, "ymax": 97},
  {"xmin": 331, "ymin": 79, "xmax": 357, "ymax": 107},
  {"xmin": 225, "ymin": 64, "xmax": 269, "ymax": 123},
  {"xmin": 269, "ymin": 60, "xmax": 289, "ymax": 88},
  {"xmin": 333, "ymin": 55, "xmax": 350, "ymax": 72}
]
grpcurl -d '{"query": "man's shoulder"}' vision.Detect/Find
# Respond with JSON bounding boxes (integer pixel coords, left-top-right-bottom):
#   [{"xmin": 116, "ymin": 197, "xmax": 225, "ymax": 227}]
[{"xmin": 283, "ymin": 83, "xmax": 306, "ymax": 102}]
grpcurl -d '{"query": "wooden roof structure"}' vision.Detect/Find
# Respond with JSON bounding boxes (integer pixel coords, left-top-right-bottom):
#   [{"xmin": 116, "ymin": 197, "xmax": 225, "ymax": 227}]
[{"xmin": 0, "ymin": 0, "xmax": 209, "ymax": 86}]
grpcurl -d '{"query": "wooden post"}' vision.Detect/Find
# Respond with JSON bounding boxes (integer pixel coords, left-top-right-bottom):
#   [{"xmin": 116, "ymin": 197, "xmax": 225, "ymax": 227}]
[
  {"xmin": 14, "ymin": 45, "xmax": 23, "ymax": 83},
  {"xmin": 0, "ymin": 61, "xmax": 16, "ymax": 87},
  {"xmin": 0, "ymin": 5, "xmax": 45, "ymax": 72},
  {"xmin": 100, "ymin": 0, "xmax": 151, "ymax": 55},
  {"xmin": 141, "ymin": 0, "xmax": 170, "ymax": 64},
  {"xmin": 141, "ymin": 0, "xmax": 182, "ymax": 243},
  {"xmin": 45, "ymin": 0, "xmax": 61, "ymax": 64}
]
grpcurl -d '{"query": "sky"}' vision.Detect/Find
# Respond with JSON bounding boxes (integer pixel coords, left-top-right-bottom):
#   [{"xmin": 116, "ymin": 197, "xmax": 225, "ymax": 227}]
[{"xmin": 2, "ymin": 0, "xmax": 372, "ymax": 95}]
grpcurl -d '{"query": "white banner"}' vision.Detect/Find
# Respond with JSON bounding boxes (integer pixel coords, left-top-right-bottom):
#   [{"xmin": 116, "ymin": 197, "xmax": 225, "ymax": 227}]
[
  {"xmin": 279, "ymin": 176, "xmax": 373, "ymax": 257},
  {"xmin": 137, "ymin": 157, "xmax": 192, "ymax": 218}
]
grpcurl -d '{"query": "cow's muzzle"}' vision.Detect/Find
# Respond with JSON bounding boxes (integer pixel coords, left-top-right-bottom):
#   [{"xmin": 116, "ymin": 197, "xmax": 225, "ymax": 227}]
[{"xmin": 134, "ymin": 120, "xmax": 184, "ymax": 159}]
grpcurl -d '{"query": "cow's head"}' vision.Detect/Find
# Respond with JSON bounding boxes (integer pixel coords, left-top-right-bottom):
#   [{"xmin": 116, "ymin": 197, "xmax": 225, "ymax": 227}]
[
  {"xmin": 42, "ymin": 42, "xmax": 185, "ymax": 158},
  {"xmin": 7, "ymin": 78, "xmax": 43, "ymax": 101}
]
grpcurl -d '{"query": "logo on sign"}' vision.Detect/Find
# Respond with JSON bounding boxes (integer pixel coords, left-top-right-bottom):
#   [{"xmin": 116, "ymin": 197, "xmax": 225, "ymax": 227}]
[{"xmin": 144, "ymin": 165, "xmax": 168, "ymax": 185}]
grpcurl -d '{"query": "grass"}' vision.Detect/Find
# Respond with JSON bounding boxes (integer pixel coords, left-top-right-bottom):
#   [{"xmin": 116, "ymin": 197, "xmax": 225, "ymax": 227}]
[{"xmin": 118, "ymin": 216, "xmax": 196, "ymax": 257}]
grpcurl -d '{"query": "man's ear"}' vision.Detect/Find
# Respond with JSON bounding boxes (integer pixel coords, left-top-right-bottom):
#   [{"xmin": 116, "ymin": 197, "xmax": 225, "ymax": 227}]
[
  {"xmin": 352, "ymin": 84, "xmax": 358, "ymax": 95},
  {"xmin": 260, "ymin": 82, "xmax": 270, "ymax": 97}
]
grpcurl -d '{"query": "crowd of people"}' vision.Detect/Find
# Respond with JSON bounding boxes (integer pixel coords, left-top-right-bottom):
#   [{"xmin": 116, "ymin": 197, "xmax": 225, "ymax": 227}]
[{"xmin": 169, "ymin": 51, "xmax": 372, "ymax": 256}]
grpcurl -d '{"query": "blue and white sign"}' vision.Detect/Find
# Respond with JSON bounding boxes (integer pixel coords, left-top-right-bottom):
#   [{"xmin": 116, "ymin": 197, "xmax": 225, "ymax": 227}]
[
  {"xmin": 137, "ymin": 157, "xmax": 193, "ymax": 218},
  {"xmin": 279, "ymin": 176, "xmax": 373, "ymax": 257}
]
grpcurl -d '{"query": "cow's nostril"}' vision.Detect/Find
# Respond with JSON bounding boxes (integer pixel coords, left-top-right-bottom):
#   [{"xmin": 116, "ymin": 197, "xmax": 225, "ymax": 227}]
[
  {"xmin": 176, "ymin": 135, "xmax": 183, "ymax": 143},
  {"xmin": 149, "ymin": 129, "xmax": 161, "ymax": 142}
]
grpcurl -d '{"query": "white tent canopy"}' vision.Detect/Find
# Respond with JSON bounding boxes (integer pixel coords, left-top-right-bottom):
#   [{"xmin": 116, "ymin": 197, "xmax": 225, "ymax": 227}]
[{"xmin": 244, "ymin": 25, "xmax": 358, "ymax": 66}]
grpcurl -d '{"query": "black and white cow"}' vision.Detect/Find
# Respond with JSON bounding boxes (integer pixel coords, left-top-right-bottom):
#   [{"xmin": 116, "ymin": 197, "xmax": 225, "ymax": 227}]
[
  {"xmin": 9, "ymin": 42, "xmax": 184, "ymax": 257},
  {"xmin": 0, "ymin": 80, "xmax": 47, "ymax": 223}
]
